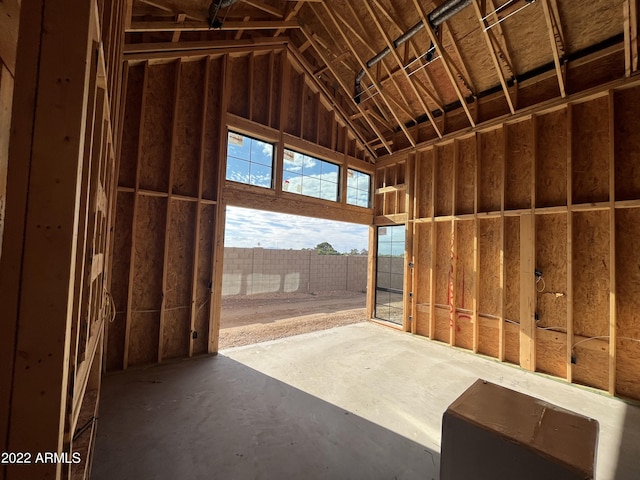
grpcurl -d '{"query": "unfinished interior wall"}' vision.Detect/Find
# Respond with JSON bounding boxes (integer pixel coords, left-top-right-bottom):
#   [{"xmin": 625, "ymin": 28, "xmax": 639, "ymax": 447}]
[
  {"xmin": 109, "ymin": 49, "xmax": 373, "ymax": 370},
  {"xmin": 0, "ymin": 1, "xmax": 125, "ymax": 478},
  {"xmin": 376, "ymin": 81, "xmax": 640, "ymax": 402},
  {"xmin": 0, "ymin": 0, "xmax": 19, "ymax": 259}
]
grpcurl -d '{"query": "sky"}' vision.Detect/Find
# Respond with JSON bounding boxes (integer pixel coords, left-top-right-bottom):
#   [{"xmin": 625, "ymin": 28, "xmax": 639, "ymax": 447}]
[{"xmin": 224, "ymin": 206, "xmax": 370, "ymax": 253}]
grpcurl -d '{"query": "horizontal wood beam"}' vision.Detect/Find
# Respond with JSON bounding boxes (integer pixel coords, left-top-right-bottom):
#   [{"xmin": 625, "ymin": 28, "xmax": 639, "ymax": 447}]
[
  {"xmin": 223, "ymin": 182, "xmax": 374, "ymax": 224},
  {"xmin": 127, "ymin": 20, "xmax": 299, "ymax": 32}
]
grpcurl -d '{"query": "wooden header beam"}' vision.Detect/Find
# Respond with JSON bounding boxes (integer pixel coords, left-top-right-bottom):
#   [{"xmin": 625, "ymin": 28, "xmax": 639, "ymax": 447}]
[{"xmin": 127, "ymin": 20, "xmax": 300, "ymax": 32}]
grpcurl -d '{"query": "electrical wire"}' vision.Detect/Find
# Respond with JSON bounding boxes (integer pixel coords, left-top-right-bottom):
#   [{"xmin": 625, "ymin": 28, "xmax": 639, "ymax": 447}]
[
  {"xmin": 536, "ymin": 275, "xmax": 546, "ymax": 292},
  {"xmin": 572, "ymin": 335, "xmax": 640, "ymax": 350}
]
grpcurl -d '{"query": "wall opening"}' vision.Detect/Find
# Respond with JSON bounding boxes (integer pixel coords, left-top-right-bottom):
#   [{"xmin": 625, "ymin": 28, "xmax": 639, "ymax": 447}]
[{"xmin": 219, "ymin": 206, "xmax": 369, "ymax": 348}]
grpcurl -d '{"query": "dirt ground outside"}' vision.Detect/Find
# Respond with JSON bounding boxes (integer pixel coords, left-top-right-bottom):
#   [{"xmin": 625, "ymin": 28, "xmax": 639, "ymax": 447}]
[{"xmin": 219, "ymin": 290, "xmax": 367, "ymax": 349}]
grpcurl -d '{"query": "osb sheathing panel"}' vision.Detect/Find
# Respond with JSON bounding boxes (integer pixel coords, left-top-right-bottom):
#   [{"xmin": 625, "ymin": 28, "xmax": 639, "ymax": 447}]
[
  {"xmin": 435, "ymin": 221, "xmax": 451, "ymax": 306},
  {"xmin": 535, "ymin": 214, "xmax": 567, "ymax": 330},
  {"xmin": 251, "ymin": 53, "xmax": 270, "ymax": 127},
  {"xmin": 130, "ymin": 196, "xmax": 166, "ymax": 365},
  {"xmin": 228, "ymin": 55, "xmax": 250, "ymax": 118},
  {"xmin": 614, "ymin": 86, "xmax": 640, "ymax": 201},
  {"xmin": 536, "ymin": 328, "xmax": 567, "ymax": 378},
  {"xmin": 455, "ymin": 220, "xmax": 474, "ymax": 313},
  {"xmin": 202, "ymin": 57, "xmax": 223, "ymax": 201},
  {"xmin": 139, "ymin": 62, "xmax": 175, "ymax": 192},
  {"xmin": 302, "ymin": 85, "xmax": 317, "ymax": 142},
  {"xmin": 118, "ymin": 64, "xmax": 144, "ymax": 188},
  {"xmin": 107, "ymin": 192, "xmax": 134, "ymax": 371},
  {"xmin": 414, "ymin": 223, "xmax": 432, "ymax": 306},
  {"xmin": 173, "ymin": 60, "xmax": 205, "ymax": 198},
  {"xmin": 478, "ymin": 218, "xmax": 500, "ymax": 317},
  {"xmin": 478, "ymin": 218, "xmax": 500, "ymax": 358},
  {"xmin": 536, "ymin": 109, "xmax": 567, "ymax": 207},
  {"xmin": 615, "ymin": 209, "xmax": 640, "ymax": 399},
  {"xmin": 479, "ymin": 128, "xmax": 503, "ymax": 212},
  {"xmin": 505, "ymin": 119, "xmax": 533, "ymax": 210},
  {"xmin": 414, "ymin": 223, "xmax": 432, "ymax": 337},
  {"xmin": 504, "ymin": 321, "xmax": 519, "ymax": 365},
  {"xmin": 572, "ymin": 97, "xmax": 610, "ymax": 204},
  {"xmin": 162, "ymin": 200, "xmax": 196, "ymax": 360},
  {"xmin": 504, "ymin": 217, "xmax": 520, "ymax": 323},
  {"xmin": 270, "ymin": 52, "xmax": 283, "ymax": 129},
  {"xmin": 193, "ymin": 205, "xmax": 215, "ymax": 355},
  {"xmin": 573, "ymin": 335, "xmax": 609, "ymax": 392},
  {"xmin": 435, "ymin": 143, "xmax": 454, "ymax": 216},
  {"xmin": 434, "ymin": 307, "xmax": 450, "ymax": 344},
  {"xmin": 455, "ymin": 137, "xmax": 475, "ymax": 215},
  {"xmin": 478, "ymin": 317, "xmax": 499, "ymax": 359},
  {"xmin": 573, "ymin": 211, "xmax": 609, "ymax": 338},
  {"xmin": 557, "ymin": 0, "xmax": 624, "ymax": 54},
  {"xmin": 285, "ymin": 70, "xmax": 303, "ymax": 137},
  {"xmin": 416, "ymin": 149, "xmax": 434, "ymax": 218},
  {"xmin": 454, "ymin": 220, "xmax": 474, "ymax": 351}
]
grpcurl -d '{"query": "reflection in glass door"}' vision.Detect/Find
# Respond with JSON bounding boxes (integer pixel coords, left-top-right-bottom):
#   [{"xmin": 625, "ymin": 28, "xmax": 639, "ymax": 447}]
[{"xmin": 375, "ymin": 225, "xmax": 405, "ymax": 325}]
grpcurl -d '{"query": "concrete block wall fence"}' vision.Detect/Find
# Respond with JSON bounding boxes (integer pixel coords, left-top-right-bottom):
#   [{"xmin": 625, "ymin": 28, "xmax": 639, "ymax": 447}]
[{"xmin": 222, "ymin": 248, "xmax": 367, "ymax": 296}]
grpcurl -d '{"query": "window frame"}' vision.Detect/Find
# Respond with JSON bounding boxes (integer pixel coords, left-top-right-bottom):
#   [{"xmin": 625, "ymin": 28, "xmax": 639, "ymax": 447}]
[
  {"xmin": 225, "ymin": 130, "xmax": 276, "ymax": 189},
  {"xmin": 282, "ymin": 148, "xmax": 341, "ymax": 203}
]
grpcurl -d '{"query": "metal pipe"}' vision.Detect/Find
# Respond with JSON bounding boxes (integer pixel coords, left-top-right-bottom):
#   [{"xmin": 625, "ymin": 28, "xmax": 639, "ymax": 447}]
[
  {"xmin": 208, "ymin": 0, "xmax": 239, "ymax": 28},
  {"xmin": 354, "ymin": 0, "xmax": 472, "ymax": 103}
]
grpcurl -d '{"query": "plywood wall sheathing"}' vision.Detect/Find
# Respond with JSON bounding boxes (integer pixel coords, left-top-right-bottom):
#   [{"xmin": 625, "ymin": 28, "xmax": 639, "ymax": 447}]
[{"xmin": 401, "ymin": 79, "xmax": 640, "ymax": 401}]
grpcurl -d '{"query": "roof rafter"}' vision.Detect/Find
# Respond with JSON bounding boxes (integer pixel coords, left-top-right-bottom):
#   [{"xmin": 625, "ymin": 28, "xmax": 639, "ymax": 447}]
[
  {"xmin": 471, "ymin": 0, "xmax": 516, "ymax": 113},
  {"xmin": 540, "ymin": 0, "xmax": 567, "ymax": 96},
  {"xmin": 485, "ymin": 0, "xmax": 517, "ymax": 76},
  {"xmin": 298, "ymin": 24, "xmax": 393, "ymax": 153},
  {"xmin": 624, "ymin": 0, "xmax": 639, "ymax": 76},
  {"xmin": 274, "ymin": 1, "xmax": 304, "ymax": 37},
  {"xmin": 410, "ymin": 0, "xmax": 476, "ymax": 128},
  {"xmin": 243, "ymin": 0, "xmax": 283, "ymax": 18},
  {"xmin": 366, "ymin": 0, "xmax": 442, "ymax": 138},
  {"xmin": 313, "ymin": 1, "xmax": 416, "ymax": 147}
]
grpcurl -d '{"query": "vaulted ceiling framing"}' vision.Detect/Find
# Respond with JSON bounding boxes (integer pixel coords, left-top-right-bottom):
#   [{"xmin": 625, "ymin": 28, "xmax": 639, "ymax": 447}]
[{"xmin": 125, "ymin": 0, "xmax": 632, "ymax": 157}]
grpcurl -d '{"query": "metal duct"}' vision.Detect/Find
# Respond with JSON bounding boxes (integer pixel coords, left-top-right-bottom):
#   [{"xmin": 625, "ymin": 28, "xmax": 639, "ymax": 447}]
[
  {"xmin": 354, "ymin": 0, "xmax": 472, "ymax": 103},
  {"xmin": 208, "ymin": 0, "xmax": 239, "ymax": 28}
]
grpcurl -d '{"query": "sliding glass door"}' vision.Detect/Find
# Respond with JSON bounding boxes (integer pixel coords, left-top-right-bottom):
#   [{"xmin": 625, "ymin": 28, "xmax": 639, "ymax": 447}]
[{"xmin": 375, "ymin": 225, "xmax": 405, "ymax": 325}]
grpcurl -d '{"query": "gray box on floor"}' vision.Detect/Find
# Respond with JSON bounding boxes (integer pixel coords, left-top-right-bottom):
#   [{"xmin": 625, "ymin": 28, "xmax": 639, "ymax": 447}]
[{"xmin": 440, "ymin": 379, "xmax": 598, "ymax": 480}]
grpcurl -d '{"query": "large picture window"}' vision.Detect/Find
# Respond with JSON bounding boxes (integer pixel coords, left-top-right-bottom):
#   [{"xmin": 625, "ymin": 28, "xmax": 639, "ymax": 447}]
[
  {"xmin": 226, "ymin": 131, "xmax": 274, "ymax": 188},
  {"xmin": 346, "ymin": 169, "xmax": 371, "ymax": 208},
  {"xmin": 282, "ymin": 149, "xmax": 339, "ymax": 202}
]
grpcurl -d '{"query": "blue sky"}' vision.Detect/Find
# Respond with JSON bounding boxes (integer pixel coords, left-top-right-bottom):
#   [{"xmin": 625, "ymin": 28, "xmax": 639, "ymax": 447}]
[{"xmin": 224, "ymin": 206, "xmax": 370, "ymax": 253}]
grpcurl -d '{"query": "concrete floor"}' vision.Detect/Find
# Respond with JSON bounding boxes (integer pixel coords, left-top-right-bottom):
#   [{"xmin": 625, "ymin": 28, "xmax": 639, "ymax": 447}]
[{"xmin": 93, "ymin": 322, "xmax": 640, "ymax": 480}]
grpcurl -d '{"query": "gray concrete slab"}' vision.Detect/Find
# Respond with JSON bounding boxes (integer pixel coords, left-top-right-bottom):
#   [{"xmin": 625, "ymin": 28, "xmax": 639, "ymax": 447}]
[{"xmin": 93, "ymin": 322, "xmax": 640, "ymax": 480}]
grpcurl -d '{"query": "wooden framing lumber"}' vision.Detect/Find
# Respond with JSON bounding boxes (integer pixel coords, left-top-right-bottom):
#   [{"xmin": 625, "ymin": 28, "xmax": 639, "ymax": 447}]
[
  {"xmin": 519, "ymin": 214, "xmax": 535, "ymax": 371},
  {"xmin": 410, "ymin": 0, "xmax": 476, "ymax": 128},
  {"xmin": 471, "ymin": 0, "xmax": 516, "ymax": 114},
  {"xmin": 541, "ymin": 0, "xmax": 567, "ymax": 97},
  {"xmin": 127, "ymin": 20, "xmax": 299, "ymax": 32}
]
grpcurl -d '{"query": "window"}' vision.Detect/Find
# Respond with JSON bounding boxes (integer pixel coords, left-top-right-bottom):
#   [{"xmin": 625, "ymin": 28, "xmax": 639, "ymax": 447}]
[
  {"xmin": 226, "ymin": 131, "xmax": 274, "ymax": 188},
  {"xmin": 346, "ymin": 169, "xmax": 371, "ymax": 208},
  {"xmin": 282, "ymin": 149, "xmax": 339, "ymax": 202}
]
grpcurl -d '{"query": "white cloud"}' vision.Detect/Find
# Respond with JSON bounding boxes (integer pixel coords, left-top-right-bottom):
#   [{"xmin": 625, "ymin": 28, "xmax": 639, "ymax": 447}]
[{"xmin": 224, "ymin": 206, "xmax": 369, "ymax": 252}]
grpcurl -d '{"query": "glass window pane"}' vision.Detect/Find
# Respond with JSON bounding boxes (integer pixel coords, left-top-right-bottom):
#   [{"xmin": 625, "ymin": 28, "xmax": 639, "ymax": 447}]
[
  {"xmin": 249, "ymin": 163, "xmax": 272, "ymax": 188},
  {"xmin": 302, "ymin": 156, "xmax": 321, "ymax": 176},
  {"xmin": 346, "ymin": 169, "xmax": 370, "ymax": 207},
  {"xmin": 283, "ymin": 149, "xmax": 302, "ymax": 172},
  {"xmin": 320, "ymin": 181, "xmax": 337, "ymax": 201},
  {"xmin": 301, "ymin": 176, "xmax": 321, "ymax": 197},
  {"xmin": 283, "ymin": 172, "xmax": 302, "ymax": 193},
  {"xmin": 226, "ymin": 157, "xmax": 250, "ymax": 183},
  {"xmin": 251, "ymin": 140, "xmax": 273, "ymax": 166},
  {"xmin": 226, "ymin": 131, "xmax": 273, "ymax": 188},
  {"xmin": 322, "ymin": 162, "xmax": 339, "ymax": 182},
  {"xmin": 227, "ymin": 132, "xmax": 251, "ymax": 160}
]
